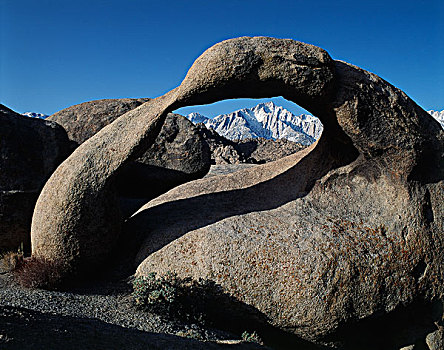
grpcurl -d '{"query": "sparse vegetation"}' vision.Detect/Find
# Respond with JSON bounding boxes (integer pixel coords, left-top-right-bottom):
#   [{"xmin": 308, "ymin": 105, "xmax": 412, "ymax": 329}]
[
  {"xmin": 132, "ymin": 271, "xmax": 222, "ymax": 324},
  {"xmin": 1, "ymin": 244, "xmax": 69, "ymax": 289},
  {"xmin": 0, "ymin": 250, "xmax": 24, "ymax": 272},
  {"xmin": 241, "ymin": 330, "xmax": 262, "ymax": 344},
  {"xmin": 13, "ymin": 256, "xmax": 69, "ymax": 290},
  {"xmin": 0, "ymin": 243, "xmax": 25, "ymax": 273}
]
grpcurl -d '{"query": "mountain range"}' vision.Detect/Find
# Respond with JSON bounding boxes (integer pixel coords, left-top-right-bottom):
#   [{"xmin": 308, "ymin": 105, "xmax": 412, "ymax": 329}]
[{"xmin": 186, "ymin": 102, "xmax": 322, "ymax": 146}]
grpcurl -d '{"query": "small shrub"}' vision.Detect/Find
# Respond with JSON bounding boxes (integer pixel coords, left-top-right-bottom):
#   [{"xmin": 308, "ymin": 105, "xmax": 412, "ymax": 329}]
[
  {"xmin": 13, "ymin": 256, "xmax": 68, "ymax": 290},
  {"xmin": 0, "ymin": 251, "xmax": 24, "ymax": 272},
  {"xmin": 0, "ymin": 243, "xmax": 25, "ymax": 272},
  {"xmin": 132, "ymin": 271, "xmax": 220, "ymax": 323},
  {"xmin": 133, "ymin": 272, "xmax": 182, "ymax": 314},
  {"xmin": 241, "ymin": 330, "xmax": 262, "ymax": 344}
]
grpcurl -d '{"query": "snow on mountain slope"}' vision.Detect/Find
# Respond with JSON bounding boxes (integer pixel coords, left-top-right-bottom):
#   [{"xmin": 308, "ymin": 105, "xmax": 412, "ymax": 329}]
[
  {"xmin": 22, "ymin": 112, "xmax": 48, "ymax": 119},
  {"xmin": 428, "ymin": 110, "xmax": 444, "ymax": 129},
  {"xmin": 187, "ymin": 112, "xmax": 209, "ymax": 124},
  {"xmin": 186, "ymin": 102, "xmax": 323, "ymax": 146}
]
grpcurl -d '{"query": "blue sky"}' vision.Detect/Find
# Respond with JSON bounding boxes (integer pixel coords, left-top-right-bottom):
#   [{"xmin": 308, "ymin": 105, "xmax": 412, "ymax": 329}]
[{"xmin": 1, "ymin": 0, "xmax": 443, "ymax": 117}]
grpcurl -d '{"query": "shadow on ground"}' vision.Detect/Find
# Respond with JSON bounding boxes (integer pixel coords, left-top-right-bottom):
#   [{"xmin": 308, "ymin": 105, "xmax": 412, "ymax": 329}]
[{"xmin": 0, "ymin": 306, "xmax": 263, "ymax": 350}]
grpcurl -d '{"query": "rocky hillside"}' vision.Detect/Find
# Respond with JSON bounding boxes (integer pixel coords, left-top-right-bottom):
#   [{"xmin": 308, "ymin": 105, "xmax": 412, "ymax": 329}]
[{"xmin": 196, "ymin": 124, "xmax": 305, "ymax": 165}]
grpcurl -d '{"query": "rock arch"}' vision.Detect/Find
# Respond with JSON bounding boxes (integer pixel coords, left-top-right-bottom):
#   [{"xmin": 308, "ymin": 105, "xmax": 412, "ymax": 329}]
[{"xmin": 30, "ymin": 36, "xmax": 443, "ymax": 345}]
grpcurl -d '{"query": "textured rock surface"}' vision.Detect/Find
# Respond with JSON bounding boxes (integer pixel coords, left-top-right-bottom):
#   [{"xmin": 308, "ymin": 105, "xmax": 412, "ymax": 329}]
[
  {"xmin": 426, "ymin": 328, "xmax": 444, "ymax": 350},
  {"xmin": 130, "ymin": 39, "xmax": 443, "ymax": 348},
  {"xmin": 49, "ymin": 99, "xmax": 210, "ymax": 197},
  {"xmin": 0, "ymin": 105, "xmax": 73, "ymax": 252},
  {"xmin": 204, "ymin": 164, "xmax": 258, "ymax": 178},
  {"xmin": 117, "ymin": 113, "xmax": 210, "ymax": 198},
  {"xmin": 48, "ymin": 98, "xmax": 151, "ymax": 144},
  {"xmin": 196, "ymin": 124, "xmax": 247, "ymax": 164},
  {"xmin": 31, "ymin": 36, "xmax": 443, "ymax": 348}
]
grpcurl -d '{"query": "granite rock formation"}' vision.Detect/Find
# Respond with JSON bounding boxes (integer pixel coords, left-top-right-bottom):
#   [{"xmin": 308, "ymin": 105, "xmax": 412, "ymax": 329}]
[
  {"xmin": 31, "ymin": 37, "xmax": 443, "ymax": 348},
  {"xmin": 48, "ymin": 98, "xmax": 151, "ymax": 144}
]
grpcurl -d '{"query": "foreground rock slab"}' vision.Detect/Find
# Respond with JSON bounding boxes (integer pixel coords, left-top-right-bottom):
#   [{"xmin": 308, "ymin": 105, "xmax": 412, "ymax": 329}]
[{"xmin": 31, "ymin": 37, "xmax": 443, "ymax": 348}]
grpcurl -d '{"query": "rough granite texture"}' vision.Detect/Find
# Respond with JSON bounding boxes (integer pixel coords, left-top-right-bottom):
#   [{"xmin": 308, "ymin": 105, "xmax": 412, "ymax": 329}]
[
  {"xmin": 48, "ymin": 98, "xmax": 151, "ymax": 144},
  {"xmin": 31, "ymin": 37, "xmax": 444, "ymax": 348},
  {"xmin": 0, "ymin": 104, "xmax": 73, "ymax": 252}
]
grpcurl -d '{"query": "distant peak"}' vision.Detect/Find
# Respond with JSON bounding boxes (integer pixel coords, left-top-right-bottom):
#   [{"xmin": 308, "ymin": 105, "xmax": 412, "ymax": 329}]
[
  {"xmin": 256, "ymin": 101, "xmax": 277, "ymax": 109},
  {"xmin": 22, "ymin": 112, "xmax": 49, "ymax": 119}
]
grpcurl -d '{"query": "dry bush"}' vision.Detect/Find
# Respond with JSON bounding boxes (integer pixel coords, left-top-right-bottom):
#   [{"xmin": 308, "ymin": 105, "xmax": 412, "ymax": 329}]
[
  {"xmin": 13, "ymin": 256, "xmax": 68, "ymax": 290},
  {"xmin": 0, "ymin": 251, "xmax": 24, "ymax": 271}
]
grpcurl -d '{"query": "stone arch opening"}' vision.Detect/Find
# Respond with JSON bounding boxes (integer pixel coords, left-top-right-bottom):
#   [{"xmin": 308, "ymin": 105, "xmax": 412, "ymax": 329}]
[{"xmin": 31, "ymin": 36, "xmax": 361, "ymax": 274}]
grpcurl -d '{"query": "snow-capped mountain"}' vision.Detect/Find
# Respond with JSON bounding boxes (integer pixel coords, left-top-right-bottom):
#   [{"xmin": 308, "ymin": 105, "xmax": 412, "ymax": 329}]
[
  {"xmin": 22, "ymin": 112, "xmax": 48, "ymax": 119},
  {"xmin": 428, "ymin": 110, "xmax": 444, "ymax": 129},
  {"xmin": 187, "ymin": 112, "xmax": 209, "ymax": 125},
  {"xmin": 186, "ymin": 102, "xmax": 323, "ymax": 146}
]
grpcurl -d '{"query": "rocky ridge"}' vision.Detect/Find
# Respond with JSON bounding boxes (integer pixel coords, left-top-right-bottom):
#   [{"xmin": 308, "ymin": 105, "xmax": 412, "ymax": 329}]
[{"xmin": 21, "ymin": 112, "xmax": 48, "ymax": 119}]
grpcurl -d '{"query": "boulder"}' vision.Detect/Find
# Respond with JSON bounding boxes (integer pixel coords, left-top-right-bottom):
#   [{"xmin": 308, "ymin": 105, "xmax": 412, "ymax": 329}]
[
  {"xmin": 31, "ymin": 36, "xmax": 443, "ymax": 349},
  {"xmin": 48, "ymin": 98, "xmax": 151, "ymax": 144},
  {"xmin": 49, "ymin": 99, "xmax": 210, "ymax": 198},
  {"xmin": 0, "ymin": 104, "xmax": 73, "ymax": 252},
  {"xmin": 31, "ymin": 36, "xmax": 335, "ymax": 278}
]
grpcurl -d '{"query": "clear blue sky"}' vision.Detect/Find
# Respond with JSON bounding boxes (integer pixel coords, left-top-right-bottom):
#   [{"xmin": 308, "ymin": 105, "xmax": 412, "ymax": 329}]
[{"xmin": 1, "ymin": 0, "xmax": 443, "ymax": 117}]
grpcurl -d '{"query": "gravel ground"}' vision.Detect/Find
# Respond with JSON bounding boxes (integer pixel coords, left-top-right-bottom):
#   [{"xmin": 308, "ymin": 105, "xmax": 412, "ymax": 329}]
[{"xmin": 0, "ymin": 259, "xmax": 266, "ymax": 350}]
